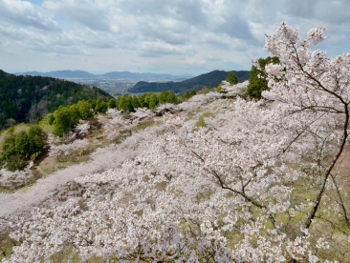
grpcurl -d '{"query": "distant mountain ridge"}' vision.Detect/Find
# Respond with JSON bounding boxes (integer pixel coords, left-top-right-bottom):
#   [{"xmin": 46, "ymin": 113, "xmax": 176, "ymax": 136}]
[
  {"xmin": 17, "ymin": 69, "xmax": 251, "ymax": 95},
  {"xmin": 18, "ymin": 70, "xmax": 190, "ymax": 80},
  {"xmin": 128, "ymin": 70, "xmax": 250, "ymax": 94},
  {"xmin": 22, "ymin": 70, "xmax": 96, "ymax": 79}
]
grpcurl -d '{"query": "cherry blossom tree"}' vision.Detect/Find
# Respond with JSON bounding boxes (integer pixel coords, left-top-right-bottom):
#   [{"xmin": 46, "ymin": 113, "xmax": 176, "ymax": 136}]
[
  {"xmin": 2, "ymin": 23, "xmax": 350, "ymax": 262},
  {"xmin": 263, "ymin": 22, "xmax": 350, "ymax": 228}
]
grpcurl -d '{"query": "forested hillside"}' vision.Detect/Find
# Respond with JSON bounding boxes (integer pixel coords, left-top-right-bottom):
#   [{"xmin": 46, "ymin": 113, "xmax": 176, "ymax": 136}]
[
  {"xmin": 128, "ymin": 70, "xmax": 250, "ymax": 93},
  {"xmin": 0, "ymin": 70, "xmax": 112, "ymax": 129}
]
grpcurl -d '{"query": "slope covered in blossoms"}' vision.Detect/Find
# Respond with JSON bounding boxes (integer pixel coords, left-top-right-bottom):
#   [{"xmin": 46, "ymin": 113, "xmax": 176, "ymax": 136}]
[{"xmin": 1, "ymin": 23, "xmax": 350, "ymax": 262}]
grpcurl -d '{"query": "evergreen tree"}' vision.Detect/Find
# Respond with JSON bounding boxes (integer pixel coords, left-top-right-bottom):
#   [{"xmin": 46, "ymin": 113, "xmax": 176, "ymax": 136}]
[
  {"xmin": 246, "ymin": 56, "xmax": 280, "ymax": 99},
  {"xmin": 226, "ymin": 71, "xmax": 238, "ymax": 85}
]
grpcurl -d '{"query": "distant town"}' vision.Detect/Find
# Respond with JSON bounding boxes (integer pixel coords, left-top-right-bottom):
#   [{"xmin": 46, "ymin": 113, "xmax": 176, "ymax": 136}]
[
  {"xmin": 68, "ymin": 77, "xmax": 187, "ymax": 97},
  {"xmin": 18, "ymin": 70, "xmax": 190, "ymax": 97},
  {"xmin": 16, "ymin": 69, "xmax": 250, "ymax": 96}
]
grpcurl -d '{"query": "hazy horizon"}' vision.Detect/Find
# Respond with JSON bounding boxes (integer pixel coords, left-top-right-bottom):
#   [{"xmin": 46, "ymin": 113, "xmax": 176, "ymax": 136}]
[
  {"xmin": 10, "ymin": 68, "xmax": 197, "ymax": 77},
  {"xmin": 1, "ymin": 0, "xmax": 349, "ymax": 75}
]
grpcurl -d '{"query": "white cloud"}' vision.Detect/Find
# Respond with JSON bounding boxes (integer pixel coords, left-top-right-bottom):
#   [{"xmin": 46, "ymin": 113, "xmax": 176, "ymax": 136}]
[
  {"xmin": 0, "ymin": 0, "xmax": 349, "ymax": 75},
  {"xmin": 43, "ymin": 0, "xmax": 112, "ymax": 31},
  {"xmin": 0, "ymin": 0, "xmax": 59, "ymax": 31},
  {"xmin": 284, "ymin": 0, "xmax": 350, "ymax": 25},
  {"xmin": 140, "ymin": 40, "xmax": 196, "ymax": 57}
]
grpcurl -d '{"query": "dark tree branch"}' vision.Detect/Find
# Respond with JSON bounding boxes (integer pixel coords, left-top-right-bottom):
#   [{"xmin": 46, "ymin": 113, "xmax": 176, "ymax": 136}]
[
  {"xmin": 305, "ymin": 102, "xmax": 349, "ymax": 228},
  {"xmin": 331, "ymin": 173, "xmax": 350, "ymax": 225}
]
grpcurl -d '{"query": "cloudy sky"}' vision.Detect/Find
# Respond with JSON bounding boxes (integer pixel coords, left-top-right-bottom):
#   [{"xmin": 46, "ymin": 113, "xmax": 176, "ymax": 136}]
[{"xmin": 1, "ymin": 0, "xmax": 349, "ymax": 75}]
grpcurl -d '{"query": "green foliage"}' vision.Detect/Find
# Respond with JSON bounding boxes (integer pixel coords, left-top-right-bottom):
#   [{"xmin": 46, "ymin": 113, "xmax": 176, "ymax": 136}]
[
  {"xmin": 131, "ymin": 96, "xmax": 140, "ymax": 109},
  {"xmin": 158, "ymin": 91, "xmax": 177, "ymax": 104},
  {"xmin": 94, "ymin": 98, "xmax": 108, "ymax": 114},
  {"xmin": 47, "ymin": 114, "xmax": 55, "ymax": 125},
  {"xmin": 77, "ymin": 100, "xmax": 93, "ymax": 120},
  {"xmin": 0, "ymin": 70, "xmax": 112, "ymax": 130},
  {"xmin": 1, "ymin": 132, "xmax": 16, "ymax": 162},
  {"xmin": 44, "ymin": 89, "xmax": 194, "ymax": 136},
  {"xmin": 226, "ymin": 72, "xmax": 238, "ymax": 85},
  {"xmin": 216, "ymin": 84, "xmax": 226, "ymax": 93},
  {"xmin": 107, "ymin": 98, "xmax": 116, "ymax": 109},
  {"xmin": 246, "ymin": 56, "xmax": 280, "ymax": 99},
  {"xmin": 89, "ymin": 99, "xmax": 97, "ymax": 111},
  {"xmin": 166, "ymin": 92, "xmax": 177, "ymax": 103},
  {"xmin": 195, "ymin": 111, "xmax": 215, "ymax": 128},
  {"xmin": 28, "ymin": 126, "xmax": 48, "ymax": 157},
  {"xmin": 46, "ymin": 98, "xmax": 99, "ymax": 136},
  {"xmin": 14, "ymin": 131, "xmax": 30, "ymax": 157},
  {"xmin": 0, "ymin": 125, "xmax": 48, "ymax": 171},
  {"xmin": 148, "ymin": 93, "xmax": 158, "ymax": 109},
  {"xmin": 5, "ymin": 155, "xmax": 28, "ymax": 171},
  {"xmin": 197, "ymin": 87, "xmax": 214, "ymax": 95},
  {"xmin": 53, "ymin": 106, "xmax": 79, "ymax": 137},
  {"xmin": 115, "ymin": 91, "xmax": 182, "ymax": 112},
  {"xmin": 117, "ymin": 94, "xmax": 134, "ymax": 112},
  {"xmin": 178, "ymin": 90, "xmax": 196, "ymax": 101},
  {"xmin": 69, "ymin": 105, "xmax": 81, "ymax": 124}
]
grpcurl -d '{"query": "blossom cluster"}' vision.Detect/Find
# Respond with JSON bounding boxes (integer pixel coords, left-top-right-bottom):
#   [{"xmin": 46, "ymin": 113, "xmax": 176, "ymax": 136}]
[{"xmin": 3, "ymin": 23, "xmax": 350, "ymax": 262}]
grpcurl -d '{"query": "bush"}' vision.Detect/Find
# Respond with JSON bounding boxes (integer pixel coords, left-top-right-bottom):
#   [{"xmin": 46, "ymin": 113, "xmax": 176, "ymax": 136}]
[
  {"xmin": 0, "ymin": 126, "xmax": 47, "ymax": 171},
  {"xmin": 94, "ymin": 98, "xmax": 108, "ymax": 113},
  {"xmin": 78, "ymin": 100, "xmax": 94, "ymax": 120},
  {"xmin": 28, "ymin": 126, "xmax": 47, "ymax": 158},
  {"xmin": 47, "ymin": 113, "xmax": 55, "ymax": 125},
  {"xmin": 14, "ymin": 131, "xmax": 30, "ymax": 157},
  {"xmin": 53, "ymin": 106, "xmax": 79, "ymax": 136}
]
